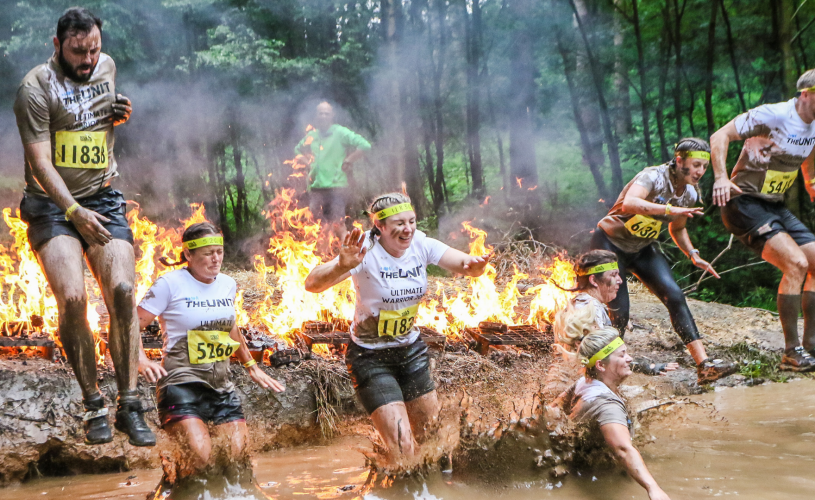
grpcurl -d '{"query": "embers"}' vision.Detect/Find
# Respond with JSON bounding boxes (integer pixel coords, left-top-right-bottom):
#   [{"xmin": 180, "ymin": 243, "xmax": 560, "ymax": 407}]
[
  {"xmin": 298, "ymin": 321, "xmax": 350, "ymax": 353},
  {"xmin": 0, "ymin": 315, "xmax": 57, "ymax": 360}
]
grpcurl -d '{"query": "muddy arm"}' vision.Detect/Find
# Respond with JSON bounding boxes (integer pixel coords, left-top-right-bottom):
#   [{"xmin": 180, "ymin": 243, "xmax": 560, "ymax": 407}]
[{"xmin": 601, "ymin": 423, "xmax": 671, "ymax": 500}]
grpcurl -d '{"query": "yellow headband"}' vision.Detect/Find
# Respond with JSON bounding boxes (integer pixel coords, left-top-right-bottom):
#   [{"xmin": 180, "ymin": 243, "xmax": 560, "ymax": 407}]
[
  {"xmin": 679, "ymin": 151, "xmax": 711, "ymax": 161},
  {"xmin": 376, "ymin": 203, "xmax": 414, "ymax": 220},
  {"xmin": 584, "ymin": 337, "xmax": 625, "ymax": 368},
  {"xmin": 799, "ymin": 85, "xmax": 815, "ymax": 93},
  {"xmin": 578, "ymin": 261, "xmax": 618, "ymax": 276},
  {"xmin": 183, "ymin": 236, "xmax": 223, "ymax": 250}
]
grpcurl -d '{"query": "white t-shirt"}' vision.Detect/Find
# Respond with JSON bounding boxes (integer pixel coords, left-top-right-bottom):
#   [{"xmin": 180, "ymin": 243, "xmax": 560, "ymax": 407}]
[
  {"xmin": 732, "ymin": 98, "xmax": 815, "ymax": 202},
  {"xmin": 348, "ymin": 230, "xmax": 450, "ymax": 349},
  {"xmin": 138, "ymin": 268, "xmax": 237, "ymax": 392}
]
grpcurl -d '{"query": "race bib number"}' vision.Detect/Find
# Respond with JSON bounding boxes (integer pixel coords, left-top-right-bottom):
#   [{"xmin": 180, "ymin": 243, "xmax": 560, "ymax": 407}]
[
  {"xmin": 187, "ymin": 330, "xmax": 240, "ymax": 365},
  {"xmin": 378, "ymin": 304, "xmax": 418, "ymax": 337},
  {"xmin": 624, "ymin": 214, "xmax": 662, "ymax": 239},
  {"xmin": 54, "ymin": 131, "xmax": 108, "ymax": 169},
  {"xmin": 761, "ymin": 169, "xmax": 798, "ymax": 195}
]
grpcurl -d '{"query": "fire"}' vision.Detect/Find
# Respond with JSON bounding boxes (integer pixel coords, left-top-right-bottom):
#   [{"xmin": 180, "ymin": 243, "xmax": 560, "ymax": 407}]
[{"xmin": 0, "ymin": 186, "xmax": 577, "ymax": 363}]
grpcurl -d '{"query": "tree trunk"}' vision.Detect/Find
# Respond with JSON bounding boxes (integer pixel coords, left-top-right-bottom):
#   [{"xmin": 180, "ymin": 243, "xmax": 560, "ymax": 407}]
[
  {"xmin": 230, "ymin": 123, "xmax": 247, "ymax": 237},
  {"xmin": 778, "ymin": 0, "xmax": 797, "ymax": 97},
  {"xmin": 432, "ymin": 0, "xmax": 448, "ymax": 207},
  {"xmin": 671, "ymin": 0, "xmax": 686, "ymax": 138},
  {"xmin": 612, "ymin": 0, "xmax": 632, "ymax": 138},
  {"xmin": 719, "ymin": 0, "xmax": 747, "ymax": 112},
  {"xmin": 556, "ymin": 30, "xmax": 610, "ymax": 202},
  {"xmin": 508, "ymin": 0, "xmax": 540, "ymax": 216},
  {"xmin": 704, "ymin": 0, "xmax": 717, "ymax": 137},
  {"xmin": 571, "ymin": 0, "xmax": 624, "ymax": 195},
  {"xmin": 656, "ymin": 3, "xmax": 672, "ymax": 162},
  {"xmin": 631, "ymin": 0, "xmax": 654, "ymax": 164},
  {"xmin": 465, "ymin": 0, "xmax": 484, "ymax": 198}
]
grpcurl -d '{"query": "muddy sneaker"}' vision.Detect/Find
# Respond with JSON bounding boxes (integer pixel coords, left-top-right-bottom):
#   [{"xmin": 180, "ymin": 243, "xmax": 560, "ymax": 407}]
[
  {"xmin": 780, "ymin": 346, "xmax": 815, "ymax": 372},
  {"xmin": 114, "ymin": 400, "xmax": 156, "ymax": 447},
  {"xmin": 83, "ymin": 396, "xmax": 113, "ymax": 445},
  {"xmin": 696, "ymin": 358, "xmax": 738, "ymax": 384}
]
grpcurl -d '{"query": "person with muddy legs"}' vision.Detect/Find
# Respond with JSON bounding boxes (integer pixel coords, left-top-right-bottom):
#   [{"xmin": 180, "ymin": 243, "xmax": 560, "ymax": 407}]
[
  {"xmin": 305, "ymin": 193, "xmax": 491, "ymax": 467},
  {"xmin": 590, "ymin": 139, "xmax": 738, "ymax": 385},
  {"xmin": 552, "ymin": 250, "xmax": 679, "ymax": 376},
  {"xmin": 711, "ymin": 69, "xmax": 815, "ymax": 372},
  {"xmin": 295, "ymin": 101, "xmax": 371, "ymax": 247},
  {"xmin": 552, "ymin": 328, "xmax": 672, "ymax": 500},
  {"xmin": 137, "ymin": 223, "xmax": 285, "ymax": 481},
  {"xmin": 13, "ymin": 8, "xmax": 153, "ymax": 445}
]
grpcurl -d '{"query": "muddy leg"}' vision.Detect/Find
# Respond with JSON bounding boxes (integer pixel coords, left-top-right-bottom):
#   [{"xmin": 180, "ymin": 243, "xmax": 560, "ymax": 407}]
[
  {"xmin": 798, "ymin": 242, "xmax": 815, "ymax": 351},
  {"xmin": 404, "ymin": 390, "xmax": 440, "ymax": 445},
  {"xmin": 370, "ymin": 402, "xmax": 417, "ymax": 463},
  {"xmin": 37, "ymin": 236, "xmax": 99, "ymax": 399},
  {"xmin": 165, "ymin": 418, "xmax": 212, "ymax": 477},
  {"xmin": 762, "ymin": 233, "xmax": 808, "ymax": 353},
  {"xmin": 210, "ymin": 420, "xmax": 249, "ymax": 463},
  {"xmin": 86, "ymin": 240, "xmax": 138, "ymax": 394}
]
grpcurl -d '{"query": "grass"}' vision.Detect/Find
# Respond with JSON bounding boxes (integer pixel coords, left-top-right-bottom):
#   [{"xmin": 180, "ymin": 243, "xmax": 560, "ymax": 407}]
[{"xmin": 727, "ymin": 341, "xmax": 788, "ymax": 383}]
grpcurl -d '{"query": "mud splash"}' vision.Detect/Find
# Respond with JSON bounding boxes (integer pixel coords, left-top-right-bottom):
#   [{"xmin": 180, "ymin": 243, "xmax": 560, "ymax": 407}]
[{"xmin": 4, "ymin": 380, "xmax": 815, "ymax": 499}]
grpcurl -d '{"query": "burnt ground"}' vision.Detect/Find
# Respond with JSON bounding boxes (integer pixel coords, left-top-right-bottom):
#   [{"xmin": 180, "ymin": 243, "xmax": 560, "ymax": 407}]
[{"xmin": 0, "ymin": 276, "xmax": 800, "ymax": 486}]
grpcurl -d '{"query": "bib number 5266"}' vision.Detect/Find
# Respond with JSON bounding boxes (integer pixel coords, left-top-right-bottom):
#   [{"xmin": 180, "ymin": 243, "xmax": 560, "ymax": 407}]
[{"xmin": 187, "ymin": 330, "xmax": 239, "ymax": 365}]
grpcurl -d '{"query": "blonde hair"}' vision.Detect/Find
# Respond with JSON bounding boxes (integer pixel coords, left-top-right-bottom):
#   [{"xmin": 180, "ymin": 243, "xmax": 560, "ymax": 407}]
[
  {"xmin": 554, "ymin": 301, "xmax": 597, "ymax": 348},
  {"xmin": 577, "ymin": 327, "xmax": 621, "ymax": 379},
  {"xmin": 797, "ymin": 69, "xmax": 815, "ymax": 91}
]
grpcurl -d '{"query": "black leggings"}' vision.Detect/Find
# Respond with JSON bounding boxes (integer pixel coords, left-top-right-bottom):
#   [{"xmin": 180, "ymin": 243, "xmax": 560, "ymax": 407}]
[{"xmin": 590, "ymin": 229, "xmax": 700, "ymax": 344}]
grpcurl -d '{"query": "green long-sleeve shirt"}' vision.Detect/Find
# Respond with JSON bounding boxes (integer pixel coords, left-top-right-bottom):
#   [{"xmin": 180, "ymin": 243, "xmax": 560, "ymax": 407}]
[{"xmin": 294, "ymin": 124, "xmax": 372, "ymax": 189}]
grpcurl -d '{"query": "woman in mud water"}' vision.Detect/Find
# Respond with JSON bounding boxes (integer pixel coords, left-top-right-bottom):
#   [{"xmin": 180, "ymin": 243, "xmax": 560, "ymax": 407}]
[
  {"xmin": 546, "ymin": 250, "xmax": 678, "ymax": 401},
  {"xmin": 590, "ymin": 138, "xmax": 737, "ymax": 385},
  {"xmin": 305, "ymin": 193, "xmax": 491, "ymax": 466},
  {"xmin": 553, "ymin": 328, "xmax": 671, "ymax": 500},
  {"xmin": 137, "ymin": 222, "xmax": 285, "ymax": 480}
]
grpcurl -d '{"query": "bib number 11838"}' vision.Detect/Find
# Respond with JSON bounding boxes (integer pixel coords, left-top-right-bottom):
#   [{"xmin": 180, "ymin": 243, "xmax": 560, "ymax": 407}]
[
  {"xmin": 377, "ymin": 304, "xmax": 418, "ymax": 337},
  {"xmin": 54, "ymin": 131, "xmax": 108, "ymax": 169}
]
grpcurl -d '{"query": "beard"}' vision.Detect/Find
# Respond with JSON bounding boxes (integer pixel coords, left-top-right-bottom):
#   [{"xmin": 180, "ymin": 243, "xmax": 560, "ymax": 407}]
[{"xmin": 58, "ymin": 47, "xmax": 96, "ymax": 83}]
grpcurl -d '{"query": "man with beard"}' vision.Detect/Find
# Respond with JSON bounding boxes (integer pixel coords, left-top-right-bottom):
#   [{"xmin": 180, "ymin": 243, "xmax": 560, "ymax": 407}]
[{"xmin": 13, "ymin": 7, "xmax": 155, "ymax": 446}]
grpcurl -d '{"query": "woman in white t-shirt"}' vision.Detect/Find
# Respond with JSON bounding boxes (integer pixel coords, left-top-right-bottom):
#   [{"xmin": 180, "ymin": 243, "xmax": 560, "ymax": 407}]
[
  {"xmin": 137, "ymin": 222, "xmax": 284, "ymax": 479},
  {"xmin": 305, "ymin": 192, "xmax": 491, "ymax": 464}
]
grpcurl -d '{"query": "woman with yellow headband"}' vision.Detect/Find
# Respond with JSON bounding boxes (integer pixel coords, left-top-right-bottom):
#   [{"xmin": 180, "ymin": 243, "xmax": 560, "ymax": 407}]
[
  {"xmin": 590, "ymin": 138, "xmax": 736, "ymax": 385},
  {"xmin": 136, "ymin": 222, "xmax": 284, "ymax": 479},
  {"xmin": 553, "ymin": 328, "xmax": 671, "ymax": 500},
  {"xmin": 305, "ymin": 192, "xmax": 491, "ymax": 466}
]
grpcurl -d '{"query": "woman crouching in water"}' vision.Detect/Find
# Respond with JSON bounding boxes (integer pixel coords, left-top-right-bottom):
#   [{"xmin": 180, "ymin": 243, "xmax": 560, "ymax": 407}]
[
  {"xmin": 137, "ymin": 222, "xmax": 285, "ymax": 483},
  {"xmin": 551, "ymin": 328, "xmax": 671, "ymax": 500},
  {"xmin": 305, "ymin": 193, "xmax": 491, "ymax": 466}
]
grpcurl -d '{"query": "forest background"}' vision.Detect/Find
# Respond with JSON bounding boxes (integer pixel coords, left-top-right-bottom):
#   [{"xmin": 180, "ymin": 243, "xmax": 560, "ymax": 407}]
[{"xmin": 0, "ymin": 0, "xmax": 810, "ymax": 311}]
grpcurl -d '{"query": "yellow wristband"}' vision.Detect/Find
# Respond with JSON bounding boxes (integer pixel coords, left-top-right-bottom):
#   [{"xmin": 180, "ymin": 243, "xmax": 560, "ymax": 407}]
[
  {"xmin": 243, "ymin": 359, "xmax": 257, "ymax": 368},
  {"xmin": 808, "ymin": 179, "xmax": 815, "ymax": 185},
  {"xmin": 64, "ymin": 202, "xmax": 80, "ymax": 221},
  {"xmin": 665, "ymin": 203, "xmax": 672, "ymax": 215}
]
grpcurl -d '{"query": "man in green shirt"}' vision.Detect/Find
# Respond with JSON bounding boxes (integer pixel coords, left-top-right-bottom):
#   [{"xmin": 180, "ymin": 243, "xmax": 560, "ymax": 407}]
[{"xmin": 295, "ymin": 102, "xmax": 371, "ymax": 242}]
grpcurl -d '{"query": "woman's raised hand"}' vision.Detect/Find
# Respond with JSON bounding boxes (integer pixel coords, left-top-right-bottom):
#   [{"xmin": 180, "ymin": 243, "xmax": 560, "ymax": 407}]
[
  {"xmin": 462, "ymin": 252, "xmax": 493, "ymax": 276},
  {"xmin": 338, "ymin": 227, "xmax": 367, "ymax": 272}
]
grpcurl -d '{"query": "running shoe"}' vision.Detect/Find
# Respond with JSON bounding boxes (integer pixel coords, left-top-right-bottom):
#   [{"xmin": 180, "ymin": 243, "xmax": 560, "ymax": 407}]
[
  {"xmin": 696, "ymin": 358, "xmax": 738, "ymax": 384},
  {"xmin": 114, "ymin": 399, "xmax": 157, "ymax": 447},
  {"xmin": 83, "ymin": 396, "xmax": 113, "ymax": 445},
  {"xmin": 780, "ymin": 346, "xmax": 815, "ymax": 372}
]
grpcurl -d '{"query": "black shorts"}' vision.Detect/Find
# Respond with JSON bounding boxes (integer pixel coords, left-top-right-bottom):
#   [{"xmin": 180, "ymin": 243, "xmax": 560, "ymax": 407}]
[
  {"xmin": 721, "ymin": 195, "xmax": 815, "ymax": 254},
  {"xmin": 308, "ymin": 187, "xmax": 348, "ymax": 222},
  {"xmin": 345, "ymin": 338, "xmax": 435, "ymax": 414},
  {"xmin": 157, "ymin": 382, "xmax": 245, "ymax": 427},
  {"xmin": 19, "ymin": 188, "xmax": 134, "ymax": 252}
]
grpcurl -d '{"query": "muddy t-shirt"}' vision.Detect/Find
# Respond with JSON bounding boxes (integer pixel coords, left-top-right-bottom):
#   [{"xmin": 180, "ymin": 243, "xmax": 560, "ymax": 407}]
[
  {"xmin": 568, "ymin": 378, "xmax": 632, "ymax": 435},
  {"xmin": 138, "ymin": 269, "xmax": 237, "ymax": 393},
  {"xmin": 598, "ymin": 163, "xmax": 698, "ymax": 254},
  {"xmin": 348, "ymin": 230, "xmax": 449, "ymax": 349},
  {"xmin": 731, "ymin": 98, "xmax": 815, "ymax": 203},
  {"xmin": 14, "ymin": 54, "xmax": 118, "ymax": 199}
]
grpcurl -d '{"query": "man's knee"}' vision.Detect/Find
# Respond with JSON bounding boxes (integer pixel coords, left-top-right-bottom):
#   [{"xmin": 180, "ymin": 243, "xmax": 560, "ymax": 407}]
[
  {"xmin": 785, "ymin": 256, "xmax": 809, "ymax": 282},
  {"xmin": 112, "ymin": 282, "xmax": 135, "ymax": 319},
  {"xmin": 61, "ymin": 295, "xmax": 89, "ymax": 325}
]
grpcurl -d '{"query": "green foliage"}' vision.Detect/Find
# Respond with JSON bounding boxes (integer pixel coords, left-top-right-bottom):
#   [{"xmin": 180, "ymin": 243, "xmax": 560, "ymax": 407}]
[{"xmin": 729, "ymin": 342, "xmax": 786, "ymax": 383}]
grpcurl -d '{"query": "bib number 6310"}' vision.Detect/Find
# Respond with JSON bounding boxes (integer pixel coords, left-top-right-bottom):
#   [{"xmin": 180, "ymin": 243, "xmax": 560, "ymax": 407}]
[{"xmin": 624, "ymin": 214, "xmax": 662, "ymax": 239}]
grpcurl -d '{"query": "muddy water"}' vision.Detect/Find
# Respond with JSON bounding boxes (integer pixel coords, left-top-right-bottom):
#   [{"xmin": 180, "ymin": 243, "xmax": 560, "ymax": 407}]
[{"xmin": 5, "ymin": 379, "xmax": 815, "ymax": 499}]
